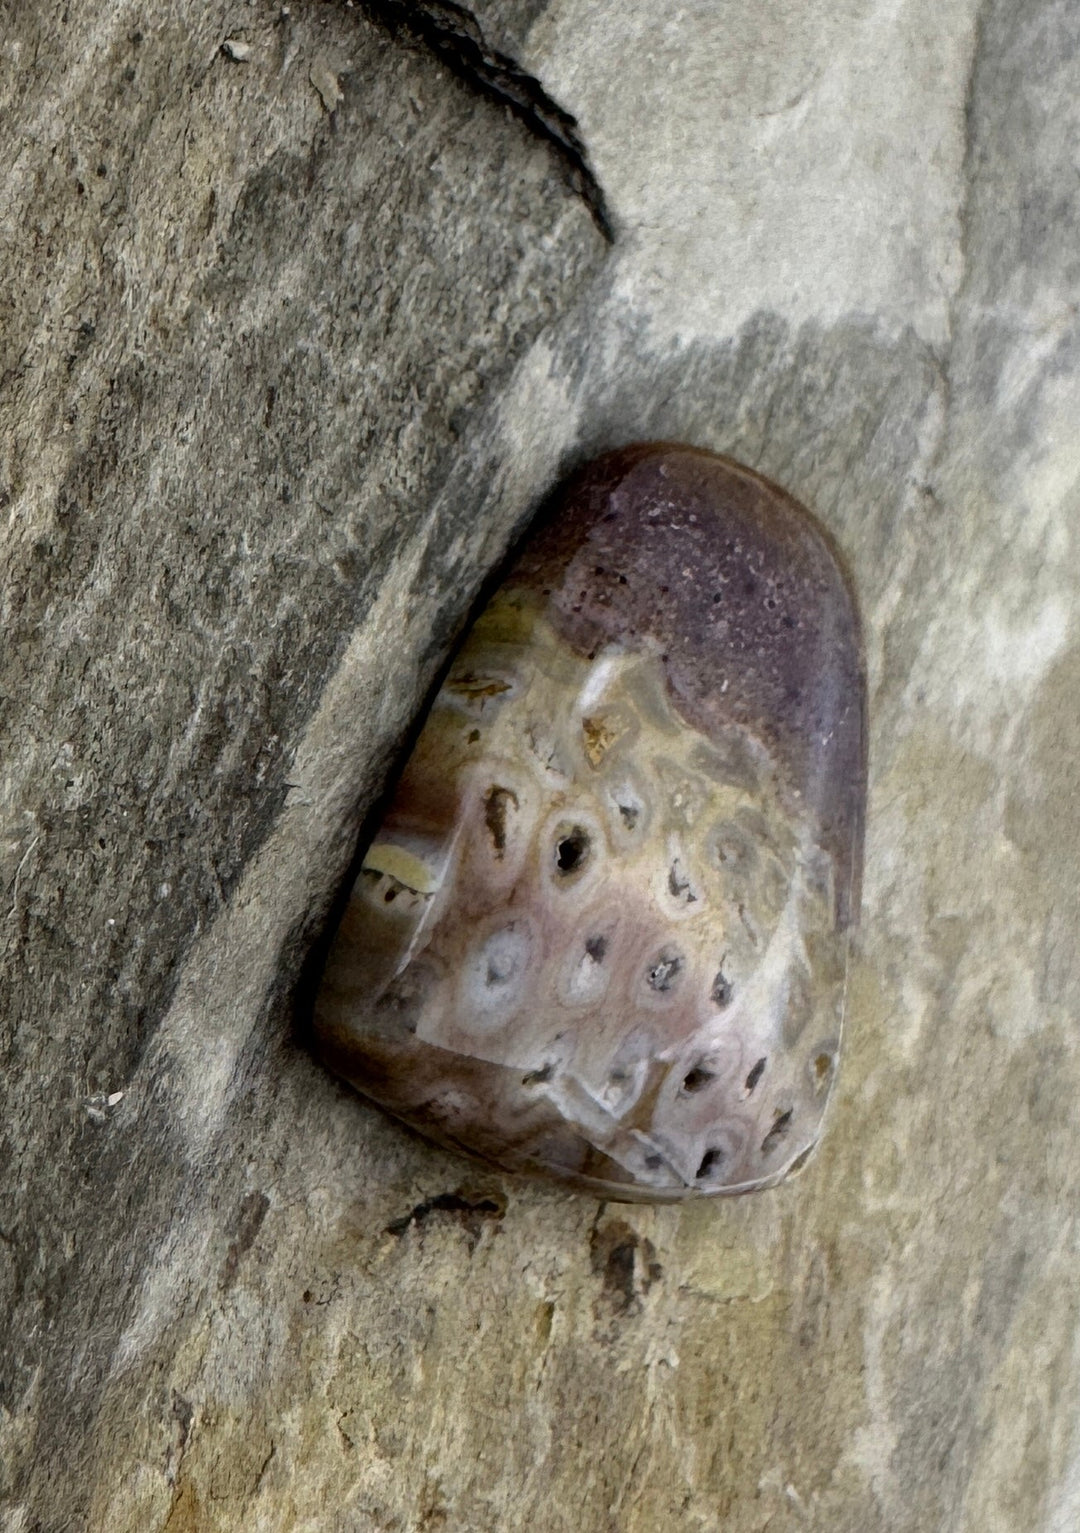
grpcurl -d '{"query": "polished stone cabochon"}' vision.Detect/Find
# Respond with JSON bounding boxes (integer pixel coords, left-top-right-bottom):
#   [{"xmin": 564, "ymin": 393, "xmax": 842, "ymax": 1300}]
[{"xmin": 314, "ymin": 444, "xmax": 866, "ymax": 1200}]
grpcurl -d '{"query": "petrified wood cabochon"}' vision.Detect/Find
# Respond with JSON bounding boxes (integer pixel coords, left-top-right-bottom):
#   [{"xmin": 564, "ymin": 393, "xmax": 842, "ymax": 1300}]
[{"xmin": 314, "ymin": 445, "xmax": 866, "ymax": 1200}]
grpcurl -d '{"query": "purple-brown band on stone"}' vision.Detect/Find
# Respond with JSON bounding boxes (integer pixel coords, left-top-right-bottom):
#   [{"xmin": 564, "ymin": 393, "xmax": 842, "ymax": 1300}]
[{"xmin": 511, "ymin": 445, "xmax": 866, "ymax": 927}]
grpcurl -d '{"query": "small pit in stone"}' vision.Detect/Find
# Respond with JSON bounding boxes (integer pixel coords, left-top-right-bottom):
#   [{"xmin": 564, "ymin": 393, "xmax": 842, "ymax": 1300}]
[
  {"xmin": 668, "ymin": 860, "xmax": 696, "ymax": 903},
  {"xmin": 711, "ymin": 970, "xmax": 733, "ymax": 1007},
  {"xmin": 483, "ymin": 785, "xmax": 518, "ymax": 857},
  {"xmin": 696, "ymin": 1147, "xmax": 725, "ymax": 1179},
  {"xmin": 617, "ymin": 802, "xmax": 639, "ymax": 830},
  {"xmin": 761, "ymin": 1108, "xmax": 794, "ymax": 1155},
  {"xmin": 555, "ymin": 825, "xmax": 590, "ymax": 875},
  {"xmin": 744, "ymin": 1057, "xmax": 767, "ymax": 1095},
  {"xmin": 522, "ymin": 1063, "xmax": 554, "ymax": 1086},
  {"xmin": 647, "ymin": 951, "xmax": 683, "ymax": 992},
  {"xmin": 681, "ymin": 1064, "xmax": 714, "ymax": 1094},
  {"xmin": 585, "ymin": 934, "xmax": 607, "ymax": 962}
]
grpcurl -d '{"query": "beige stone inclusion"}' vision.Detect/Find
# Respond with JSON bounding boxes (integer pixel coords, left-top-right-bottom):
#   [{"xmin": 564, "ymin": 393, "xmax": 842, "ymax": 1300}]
[{"xmin": 318, "ymin": 594, "xmax": 847, "ymax": 1198}]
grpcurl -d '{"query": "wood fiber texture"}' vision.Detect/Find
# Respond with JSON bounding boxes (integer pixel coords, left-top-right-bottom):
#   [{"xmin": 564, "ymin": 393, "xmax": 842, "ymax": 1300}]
[{"xmin": 0, "ymin": 3, "xmax": 603, "ymax": 1526}]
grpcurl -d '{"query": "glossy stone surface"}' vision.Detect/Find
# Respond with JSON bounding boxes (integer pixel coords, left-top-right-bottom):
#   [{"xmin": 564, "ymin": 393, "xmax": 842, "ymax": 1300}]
[{"xmin": 314, "ymin": 445, "xmax": 865, "ymax": 1199}]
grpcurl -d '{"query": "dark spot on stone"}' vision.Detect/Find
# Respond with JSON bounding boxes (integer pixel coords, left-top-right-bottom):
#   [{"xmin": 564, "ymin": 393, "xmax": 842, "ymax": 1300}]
[
  {"xmin": 483, "ymin": 784, "xmax": 517, "ymax": 856},
  {"xmin": 682, "ymin": 1064, "xmax": 714, "ymax": 1093},
  {"xmin": 761, "ymin": 1108, "xmax": 794, "ymax": 1155},
  {"xmin": 668, "ymin": 861, "xmax": 696, "ymax": 901},
  {"xmin": 648, "ymin": 950, "xmax": 682, "ymax": 992},
  {"xmin": 711, "ymin": 970, "xmax": 733, "ymax": 1007},
  {"xmin": 716, "ymin": 832, "xmax": 748, "ymax": 868},
  {"xmin": 219, "ymin": 1190, "xmax": 270, "ymax": 1291},
  {"xmin": 696, "ymin": 1147, "xmax": 725, "ymax": 1179},
  {"xmin": 590, "ymin": 1218, "xmax": 661, "ymax": 1312},
  {"xmin": 171, "ymin": 1391, "xmax": 193, "ymax": 1454},
  {"xmin": 745, "ymin": 1057, "xmax": 767, "ymax": 1093},
  {"xmin": 485, "ymin": 949, "xmax": 515, "ymax": 986},
  {"xmin": 603, "ymin": 1238, "xmax": 635, "ymax": 1305},
  {"xmin": 617, "ymin": 802, "xmax": 639, "ymax": 829},
  {"xmin": 585, "ymin": 934, "xmax": 607, "ymax": 961},
  {"xmin": 522, "ymin": 1063, "xmax": 554, "ymax": 1085},
  {"xmin": 385, "ymin": 1189, "xmax": 506, "ymax": 1248},
  {"xmin": 738, "ymin": 902, "xmax": 761, "ymax": 947},
  {"xmin": 555, "ymin": 825, "xmax": 590, "ymax": 874}
]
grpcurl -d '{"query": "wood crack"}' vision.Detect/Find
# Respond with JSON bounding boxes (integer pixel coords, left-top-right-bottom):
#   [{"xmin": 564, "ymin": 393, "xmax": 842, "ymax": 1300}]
[{"xmin": 357, "ymin": 0, "xmax": 614, "ymax": 239}]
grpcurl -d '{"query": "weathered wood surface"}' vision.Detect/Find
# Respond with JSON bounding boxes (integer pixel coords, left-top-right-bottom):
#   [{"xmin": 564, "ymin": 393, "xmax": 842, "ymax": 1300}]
[{"xmin": 2, "ymin": 2, "xmax": 1079, "ymax": 1529}]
